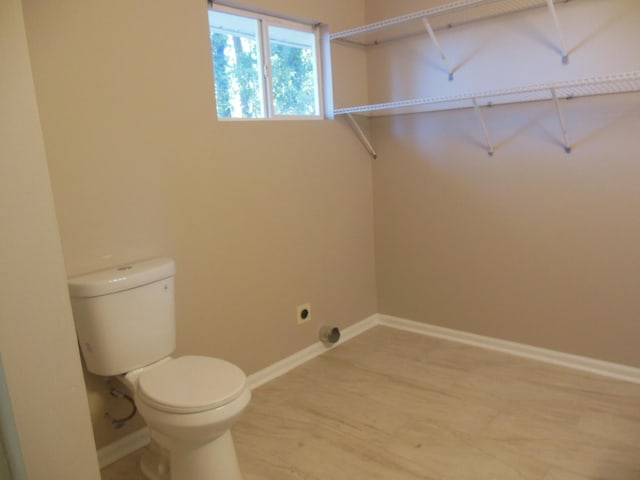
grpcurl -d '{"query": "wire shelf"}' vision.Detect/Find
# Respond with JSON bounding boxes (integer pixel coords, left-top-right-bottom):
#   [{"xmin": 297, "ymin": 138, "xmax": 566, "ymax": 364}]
[
  {"xmin": 331, "ymin": 0, "xmax": 572, "ymax": 45},
  {"xmin": 334, "ymin": 71, "xmax": 640, "ymax": 117}
]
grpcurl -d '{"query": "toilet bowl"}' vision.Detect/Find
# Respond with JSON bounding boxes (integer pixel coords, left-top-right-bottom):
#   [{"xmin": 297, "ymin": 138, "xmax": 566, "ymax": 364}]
[{"xmin": 119, "ymin": 355, "xmax": 251, "ymax": 480}]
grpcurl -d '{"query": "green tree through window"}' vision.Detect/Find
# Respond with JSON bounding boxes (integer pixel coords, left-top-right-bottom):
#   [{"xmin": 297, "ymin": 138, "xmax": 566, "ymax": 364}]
[
  {"xmin": 209, "ymin": 6, "xmax": 322, "ymax": 120},
  {"xmin": 211, "ymin": 32, "xmax": 263, "ymax": 118},
  {"xmin": 270, "ymin": 29, "xmax": 318, "ymax": 116}
]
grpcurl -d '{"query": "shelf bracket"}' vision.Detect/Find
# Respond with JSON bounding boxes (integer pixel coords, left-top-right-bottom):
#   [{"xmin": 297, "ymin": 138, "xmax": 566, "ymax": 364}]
[
  {"xmin": 546, "ymin": 0, "xmax": 569, "ymax": 64},
  {"xmin": 345, "ymin": 113, "xmax": 378, "ymax": 159},
  {"xmin": 550, "ymin": 88, "xmax": 571, "ymax": 153},
  {"xmin": 422, "ymin": 17, "xmax": 454, "ymax": 81},
  {"xmin": 472, "ymin": 98, "xmax": 494, "ymax": 156}
]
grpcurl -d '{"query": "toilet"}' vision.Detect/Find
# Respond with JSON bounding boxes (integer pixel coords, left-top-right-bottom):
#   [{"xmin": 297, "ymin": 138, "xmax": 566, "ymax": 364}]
[{"xmin": 68, "ymin": 257, "xmax": 251, "ymax": 480}]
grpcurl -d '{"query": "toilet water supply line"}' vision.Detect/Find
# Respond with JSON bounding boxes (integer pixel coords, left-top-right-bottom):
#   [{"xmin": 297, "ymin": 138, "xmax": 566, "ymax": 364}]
[{"xmin": 105, "ymin": 387, "xmax": 137, "ymax": 429}]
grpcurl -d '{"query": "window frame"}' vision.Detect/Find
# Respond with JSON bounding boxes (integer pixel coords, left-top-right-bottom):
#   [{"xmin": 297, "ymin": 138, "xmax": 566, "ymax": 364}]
[{"xmin": 209, "ymin": 4, "xmax": 325, "ymax": 121}]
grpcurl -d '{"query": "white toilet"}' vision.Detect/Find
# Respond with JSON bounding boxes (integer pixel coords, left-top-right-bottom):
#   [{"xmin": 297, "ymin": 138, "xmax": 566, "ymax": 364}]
[{"xmin": 68, "ymin": 257, "xmax": 251, "ymax": 480}]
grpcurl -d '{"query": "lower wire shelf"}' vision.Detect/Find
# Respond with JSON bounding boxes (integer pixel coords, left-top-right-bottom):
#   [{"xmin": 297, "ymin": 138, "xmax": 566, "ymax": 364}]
[{"xmin": 336, "ymin": 70, "xmax": 640, "ymax": 157}]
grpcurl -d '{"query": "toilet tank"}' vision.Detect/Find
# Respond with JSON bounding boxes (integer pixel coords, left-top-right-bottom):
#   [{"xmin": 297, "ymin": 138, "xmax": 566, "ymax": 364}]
[{"xmin": 68, "ymin": 257, "xmax": 176, "ymax": 376}]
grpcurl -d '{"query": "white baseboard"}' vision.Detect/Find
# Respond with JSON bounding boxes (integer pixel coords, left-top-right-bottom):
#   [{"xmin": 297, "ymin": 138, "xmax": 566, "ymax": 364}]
[
  {"xmin": 376, "ymin": 314, "xmax": 640, "ymax": 385},
  {"xmin": 246, "ymin": 314, "xmax": 378, "ymax": 390},
  {"xmin": 98, "ymin": 312, "xmax": 640, "ymax": 468},
  {"xmin": 97, "ymin": 427, "xmax": 150, "ymax": 469}
]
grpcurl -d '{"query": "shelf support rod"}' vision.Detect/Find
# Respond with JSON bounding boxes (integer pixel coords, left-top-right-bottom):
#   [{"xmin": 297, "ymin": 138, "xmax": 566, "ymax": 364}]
[
  {"xmin": 546, "ymin": 0, "xmax": 569, "ymax": 64},
  {"xmin": 472, "ymin": 98, "xmax": 494, "ymax": 156},
  {"xmin": 422, "ymin": 17, "xmax": 454, "ymax": 81},
  {"xmin": 345, "ymin": 113, "xmax": 378, "ymax": 159},
  {"xmin": 550, "ymin": 88, "xmax": 571, "ymax": 153}
]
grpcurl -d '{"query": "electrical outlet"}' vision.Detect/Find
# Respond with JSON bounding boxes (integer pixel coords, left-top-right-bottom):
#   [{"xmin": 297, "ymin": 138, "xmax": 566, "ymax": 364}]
[{"xmin": 296, "ymin": 303, "xmax": 311, "ymax": 325}]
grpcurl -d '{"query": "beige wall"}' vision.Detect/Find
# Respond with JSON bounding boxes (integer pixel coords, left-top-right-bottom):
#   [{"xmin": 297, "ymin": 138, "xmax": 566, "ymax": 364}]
[
  {"xmin": 22, "ymin": 0, "xmax": 376, "ymax": 448},
  {"xmin": 370, "ymin": 0, "xmax": 640, "ymax": 367},
  {"xmin": 0, "ymin": 0, "xmax": 100, "ymax": 478}
]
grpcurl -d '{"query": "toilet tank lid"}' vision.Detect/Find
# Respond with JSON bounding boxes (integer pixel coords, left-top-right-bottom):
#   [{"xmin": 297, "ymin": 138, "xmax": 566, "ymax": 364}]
[{"xmin": 68, "ymin": 257, "xmax": 176, "ymax": 298}]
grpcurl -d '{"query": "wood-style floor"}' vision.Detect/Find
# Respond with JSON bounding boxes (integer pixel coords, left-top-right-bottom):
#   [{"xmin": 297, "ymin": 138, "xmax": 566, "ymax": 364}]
[{"xmin": 101, "ymin": 326, "xmax": 640, "ymax": 480}]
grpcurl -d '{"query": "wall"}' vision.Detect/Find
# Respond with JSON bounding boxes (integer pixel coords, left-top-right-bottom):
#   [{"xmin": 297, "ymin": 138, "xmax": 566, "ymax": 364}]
[
  {"xmin": 368, "ymin": 0, "xmax": 640, "ymax": 367},
  {"xmin": 0, "ymin": 436, "xmax": 10, "ymax": 480},
  {"xmin": 0, "ymin": 0, "xmax": 100, "ymax": 478},
  {"xmin": 22, "ymin": 0, "xmax": 375, "ymax": 448}
]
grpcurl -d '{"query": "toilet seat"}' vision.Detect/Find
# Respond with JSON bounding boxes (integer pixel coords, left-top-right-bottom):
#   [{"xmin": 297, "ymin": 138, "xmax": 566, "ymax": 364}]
[{"xmin": 136, "ymin": 356, "xmax": 247, "ymax": 414}]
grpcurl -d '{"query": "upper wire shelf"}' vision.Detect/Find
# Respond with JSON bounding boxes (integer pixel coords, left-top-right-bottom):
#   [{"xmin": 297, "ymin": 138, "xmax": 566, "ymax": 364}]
[
  {"xmin": 330, "ymin": 0, "xmax": 572, "ymax": 46},
  {"xmin": 333, "ymin": 71, "xmax": 640, "ymax": 117}
]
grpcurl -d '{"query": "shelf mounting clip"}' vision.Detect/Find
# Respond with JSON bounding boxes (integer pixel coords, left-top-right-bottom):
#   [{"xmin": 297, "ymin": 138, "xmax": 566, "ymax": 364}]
[{"xmin": 422, "ymin": 17, "xmax": 454, "ymax": 81}]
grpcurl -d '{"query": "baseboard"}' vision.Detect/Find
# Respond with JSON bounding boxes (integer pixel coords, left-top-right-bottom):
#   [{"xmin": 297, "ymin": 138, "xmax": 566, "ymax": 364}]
[
  {"xmin": 246, "ymin": 314, "xmax": 378, "ymax": 390},
  {"xmin": 377, "ymin": 314, "xmax": 640, "ymax": 385},
  {"xmin": 97, "ymin": 427, "xmax": 150, "ymax": 469}
]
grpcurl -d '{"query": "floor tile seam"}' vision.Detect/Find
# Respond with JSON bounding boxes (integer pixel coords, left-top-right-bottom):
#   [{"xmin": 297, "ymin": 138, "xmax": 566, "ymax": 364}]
[
  {"xmin": 378, "ymin": 421, "xmax": 507, "ymax": 480},
  {"xmin": 474, "ymin": 440, "xmax": 553, "ymax": 480},
  {"xmin": 450, "ymin": 374, "xmax": 599, "ymax": 410},
  {"xmin": 443, "ymin": 371, "xmax": 515, "ymax": 408},
  {"xmin": 540, "ymin": 467, "xmax": 590, "ymax": 480},
  {"xmin": 570, "ymin": 416, "xmax": 640, "ymax": 452},
  {"xmin": 243, "ymin": 454, "xmax": 322, "ymax": 480},
  {"xmin": 280, "ymin": 400, "xmax": 407, "ymax": 438},
  {"xmin": 579, "ymin": 405, "xmax": 640, "ymax": 426},
  {"xmin": 351, "ymin": 431, "xmax": 446, "ymax": 480},
  {"xmin": 478, "ymin": 411, "xmax": 613, "ymax": 448},
  {"xmin": 464, "ymin": 438, "xmax": 552, "ymax": 480},
  {"xmin": 297, "ymin": 353, "xmax": 458, "ymax": 402},
  {"xmin": 303, "ymin": 424, "xmax": 398, "ymax": 455},
  {"xmin": 493, "ymin": 398, "xmax": 585, "ymax": 427},
  {"xmin": 295, "ymin": 426, "xmax": 432, "ymax": 480},
  {"xmin": 472, "ymin": 399, "xmax": 518, "ymax": 440},
  {"xmin": 390, "ymin": 418, "xmax": 489, "ymax": 457}
]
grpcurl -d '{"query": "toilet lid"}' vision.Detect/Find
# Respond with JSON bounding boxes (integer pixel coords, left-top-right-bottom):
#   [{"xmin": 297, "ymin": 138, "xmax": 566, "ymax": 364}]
[{"xmin": 137, "ymin": 356, "xmax": 247, "ymax": 414}]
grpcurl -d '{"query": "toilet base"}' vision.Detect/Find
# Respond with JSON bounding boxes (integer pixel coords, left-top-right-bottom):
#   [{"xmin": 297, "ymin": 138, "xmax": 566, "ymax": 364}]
[
  {"xmin": 169, "ymin": 430, "xmax": 243, "ymax": 480},
  {"xmin": 141, "ymin": 430, "xmax": 243, "ymax": 480},
  {"xmin": 140, "ymin": 439, "xmax": 170, "ymax": 480}
]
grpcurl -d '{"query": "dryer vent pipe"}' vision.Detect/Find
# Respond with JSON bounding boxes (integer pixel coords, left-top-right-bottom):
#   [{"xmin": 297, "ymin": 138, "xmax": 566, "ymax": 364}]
[{"xmin": 319, "ymin": 326, "xmax": 341, "ymax": 345}]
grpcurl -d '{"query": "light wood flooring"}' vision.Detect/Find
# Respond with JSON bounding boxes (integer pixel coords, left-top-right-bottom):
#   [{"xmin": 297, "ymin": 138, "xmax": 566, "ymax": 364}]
[{"xmin": 101, "ymin": 326, "xmax": 640, "ymax": 479}]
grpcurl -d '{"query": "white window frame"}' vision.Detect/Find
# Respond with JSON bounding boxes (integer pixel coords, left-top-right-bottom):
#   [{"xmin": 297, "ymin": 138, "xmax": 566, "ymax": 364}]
[{"xmin": 209, "ymin": 3, "xmax": 326, "ymax": 121}]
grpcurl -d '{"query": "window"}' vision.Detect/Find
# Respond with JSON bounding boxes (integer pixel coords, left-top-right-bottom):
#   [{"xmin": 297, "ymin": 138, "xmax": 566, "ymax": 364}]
[{"xmin": 208, "ymin": 5, "xmax": 324, "ymax": 120}]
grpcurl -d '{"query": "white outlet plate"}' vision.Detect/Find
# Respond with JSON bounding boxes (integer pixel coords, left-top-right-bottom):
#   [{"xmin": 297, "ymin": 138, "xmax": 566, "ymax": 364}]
[{"xmin": 296, "ymin": 303, "xmax": 311, "ymax": 325}]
